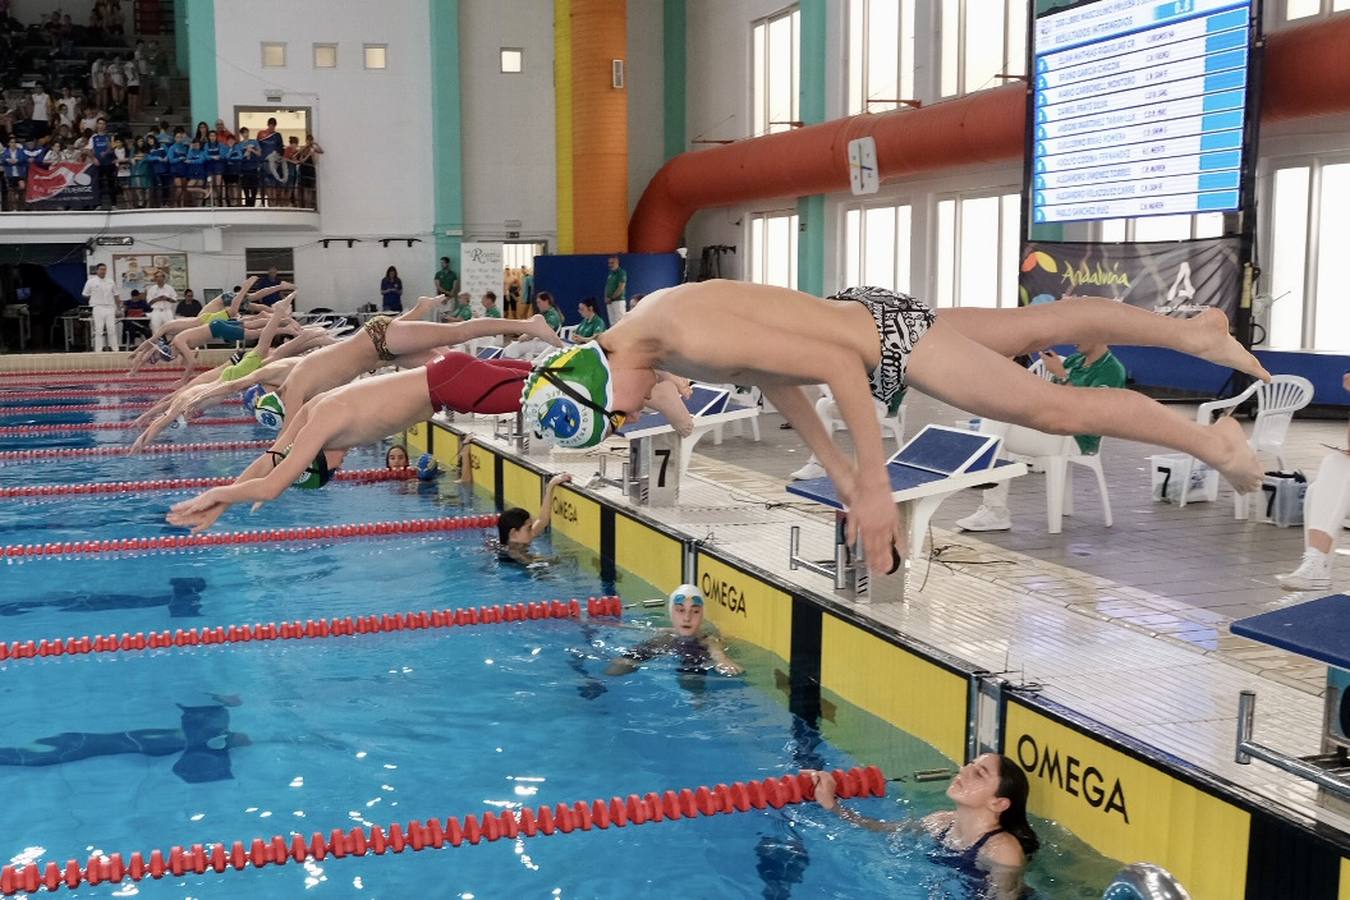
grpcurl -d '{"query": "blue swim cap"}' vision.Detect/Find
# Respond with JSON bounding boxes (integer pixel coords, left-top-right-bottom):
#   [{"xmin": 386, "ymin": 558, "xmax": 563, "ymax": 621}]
[
  {"xmin": 416, "ymin": 453, "xmax": 439, "ymax": 481},
  {"xmin": 242, "ymin": 384, "xmax": 265, "ymax": 412},
  {"xmin": 155, "ymin": 337, "xmax": 174, "ymax": 361}
]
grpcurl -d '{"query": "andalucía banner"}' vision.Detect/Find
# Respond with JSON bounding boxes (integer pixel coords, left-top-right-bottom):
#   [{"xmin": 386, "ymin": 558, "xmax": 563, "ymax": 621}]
[{"xmin": 1018, "ymin": 238, "xmax": 1242, "ymax": 319}]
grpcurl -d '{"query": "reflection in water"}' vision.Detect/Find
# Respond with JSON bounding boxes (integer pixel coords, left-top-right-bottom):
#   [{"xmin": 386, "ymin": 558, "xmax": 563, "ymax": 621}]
[{"xmin": 0, "ymin": 576, "xmax": 208, "ymax": 618}]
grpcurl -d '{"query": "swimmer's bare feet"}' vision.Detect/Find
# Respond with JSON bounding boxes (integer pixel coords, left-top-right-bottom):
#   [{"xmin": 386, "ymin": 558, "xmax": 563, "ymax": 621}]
[
  {"xmin": 1209, "ymin": 415, "xmax": 1261, "ymax": 493},
  {"xmin": 1186, "ymin": 308, "xmax": 1271, "ymax": 383},
  {"xmin": 524, "ymin": 314, "xmax": 564, "ymax": 347},
  {"xmin": 410, "ymin": 295, "xmax": 442, "ymax": 319}
]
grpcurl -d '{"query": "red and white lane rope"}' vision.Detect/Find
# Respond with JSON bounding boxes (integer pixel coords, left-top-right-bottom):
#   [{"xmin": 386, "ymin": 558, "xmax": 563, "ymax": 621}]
[
  {"xmin": 0, "ymin": 513, "xmax": 498, "ymax": 559},
  {"xmin": 0, "ymin": 766, "xmax": 886, "ymax": 895},
  {"xmin": 0, "ymin": 367, "xmax": 189, "ymax": 378},
  {"xmin": 0, "ymin": 401, "xmax": 157, "ymax": 415},
  {"xmin": 0, "ymin": 417, "xmax": 255, "ymax": 436},
  {"xmin": 0, "ymin": 468, "xmax": 417, "ymax": 499},
  {"xmin": 0, "ymin": 439, "xmax": 272, "ymax": 462},
  {"xmin": 0, "ymin": 596, "xmax": 623, "ymax": 662},
  {"xmin": 0, "ymin": 388, "xmax": 174, "ymax": 401}
]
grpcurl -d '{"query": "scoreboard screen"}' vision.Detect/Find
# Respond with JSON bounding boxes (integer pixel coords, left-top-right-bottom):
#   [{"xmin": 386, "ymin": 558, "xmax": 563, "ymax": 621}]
[{"xmin": 1028, "ymin": 0, "xmax": 1258, "ymax": 226}]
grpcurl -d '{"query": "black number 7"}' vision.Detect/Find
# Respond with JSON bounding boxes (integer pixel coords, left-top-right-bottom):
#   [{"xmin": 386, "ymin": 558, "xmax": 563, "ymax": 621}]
[{"xmin": 654, "ymin": 448, "xmax": 671, "ymax": 487}]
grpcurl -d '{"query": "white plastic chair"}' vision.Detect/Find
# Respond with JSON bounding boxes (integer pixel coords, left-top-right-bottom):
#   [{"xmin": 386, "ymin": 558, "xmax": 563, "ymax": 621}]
[
  {"xmin": 981, "ymin": 420, "xmax": 1113, "ymax": 534},
  {"xmin": 1195, "ymin": 374, "xmax": 1314, "ymax": 518},
  {"xmin": 814, "ymin": 385, "xmax": 906, "ymax": 447},
  {"xmin": 710, "ymin": 384, "xmax": 762, "ymax": 444}
]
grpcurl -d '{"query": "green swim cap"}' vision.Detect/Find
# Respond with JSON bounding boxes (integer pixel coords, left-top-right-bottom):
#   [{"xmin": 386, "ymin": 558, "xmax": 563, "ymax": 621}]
[
  {"xmin": 255, "ymin": 392, "xmax": 285, "ymax": 430},
  {"xmin": 520, "ymin": 343, "xmax": 620, "ymax": 449}
]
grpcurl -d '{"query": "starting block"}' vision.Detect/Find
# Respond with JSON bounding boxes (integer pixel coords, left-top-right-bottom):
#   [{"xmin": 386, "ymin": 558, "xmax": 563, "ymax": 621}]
[
  {"xmin": 598, "ymin": 386, "xmax": 760, "ymax": 505},
  {"xmin": 785, "ymin": 424, "xmax": 1026, "ymax": 601}
]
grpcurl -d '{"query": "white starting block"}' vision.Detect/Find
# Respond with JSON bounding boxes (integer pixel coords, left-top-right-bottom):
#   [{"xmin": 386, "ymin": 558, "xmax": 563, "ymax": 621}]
[
  {"xmin": 596, "ymin": 386, "xmax": 760, "ymax": 505},
  {"xmin": 785, "ymin": 424, "xmax": 1026, "ymax": 601}
]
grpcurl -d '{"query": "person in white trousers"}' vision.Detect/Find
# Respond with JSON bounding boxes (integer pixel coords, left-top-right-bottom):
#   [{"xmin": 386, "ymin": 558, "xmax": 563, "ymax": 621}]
[
  {"xmin": 145, "ymin": 270, "xmax": 179, "ymax": 335},
  {"xmin": 82, "ymin": 262, "xmax": 121, "ymax": 352},
  {"xmin": 1278, "ymin": 371, "xmax": 1350, "ymax": 591}
]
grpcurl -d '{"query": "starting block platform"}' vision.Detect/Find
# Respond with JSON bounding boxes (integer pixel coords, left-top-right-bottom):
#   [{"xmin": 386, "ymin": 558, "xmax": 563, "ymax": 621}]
[
  {"xmin": 602, "ymin": 386, "xmax": 760, "ymax": 504},
  {"xmin": 785, "ymin": 425, "xmax": 1025, "ymax": 599}
]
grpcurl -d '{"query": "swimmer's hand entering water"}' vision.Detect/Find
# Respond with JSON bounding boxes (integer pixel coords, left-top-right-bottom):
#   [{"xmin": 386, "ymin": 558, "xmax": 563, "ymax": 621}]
[
  {"xmin": 166, "ymin": 489, "xmax": 232, "ymax": 533},
  {"xmin": 840, "ymin": 471, "xmax": 905, "ymax": 576}
]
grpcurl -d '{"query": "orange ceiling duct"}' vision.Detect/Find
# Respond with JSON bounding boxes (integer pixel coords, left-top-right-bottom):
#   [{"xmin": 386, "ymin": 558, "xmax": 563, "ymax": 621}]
[{"xmin": 630, "ymin": 17, "xmax": 1350, "ymax": 253}]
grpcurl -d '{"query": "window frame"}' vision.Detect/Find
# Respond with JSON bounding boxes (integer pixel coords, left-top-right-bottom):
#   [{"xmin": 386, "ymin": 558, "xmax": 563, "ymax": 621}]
[
  {"xmin": 939, "ymin": 0, "xmax": 1027, "ymax": 98},
  {"xmin": 750, "ymin": 6, "xmax": 801, "ymax": 138},
  {"xmin": 841, "ymin": 198, "xmax": 915, "ymax": 294},
  {"xmin": 363, "ymin": 43, "xmax": 388, "ymax": 71},
  {"xmin": 847, "ymin": 0, "xmax": 917, "ymax": 115},
  {"xmin": 746, "ymin": 208, "xmax": 800, "ymax": 289},
  {"xmin": 934, "ymin": 188, "xmax": 1022, "ymax": 309},
  {"xmin": 312, "ymin": 43, "xmax": 338, "ymax": 69},
  {"xmin": 260, "ymin": 42, "xmax": 287, "ymax": 69},
  {"xmin": 1279, "ymin": 0, "xmax": 1350, "ymax": 21}
]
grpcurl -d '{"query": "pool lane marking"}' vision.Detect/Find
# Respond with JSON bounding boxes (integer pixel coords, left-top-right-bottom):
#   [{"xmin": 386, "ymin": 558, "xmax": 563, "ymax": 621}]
[
  {"xmin": 0, "ymin": 417, "xmax": 256, "ymax": 436},
  {"xmin": 0, "ymin": 401, "xmax": 159, "ymax": 415},
  {"xmin": 0, "ymin": 764, "xmax": 886, "ymax": 895},
  {"xmin": 0, "ymin": 512, "xmax": 499, "ymax": 559},
  {"xmin": 0, "ymin": 467, "xmax": 419, "ymax": 499},
  {"xmin": 0, "ymin": 439, "xmax": 274, "ymax": 461},
  {"xmin": 0, "ymin": 596, "xmax": 623, "ymax": 663}
]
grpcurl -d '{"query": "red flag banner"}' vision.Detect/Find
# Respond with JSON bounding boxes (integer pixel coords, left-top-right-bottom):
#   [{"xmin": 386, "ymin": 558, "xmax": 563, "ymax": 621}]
[{"xmin": 24, "ymin": 161, "xmax": 99, "ymax": 209}]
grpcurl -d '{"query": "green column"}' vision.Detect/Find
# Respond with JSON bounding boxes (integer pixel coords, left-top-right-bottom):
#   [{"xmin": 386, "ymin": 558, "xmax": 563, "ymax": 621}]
[
  {"xmin": 662, "ymin": 0, "xmax": 686, "ymax": 161},
  {"xmin": 430, "ymin": 0, "xmax": 465, "ymax": 273},
  {"xmin": 796, "ymin": 0, "xmax": 826, "ymax": 296},
  {"xmin": 174, "ymin": 0, "xmax": 188, "ymax": 78},
  {"xmin": 183, "ymin": 0, "xmax": 217, "ymax": 126}
]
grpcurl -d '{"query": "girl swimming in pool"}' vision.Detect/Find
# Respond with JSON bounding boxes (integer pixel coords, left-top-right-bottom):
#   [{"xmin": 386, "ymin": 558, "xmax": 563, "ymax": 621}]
[
  {"xmin": 606, "ymin": 584, "xmax": 743, "ymax": 677},
  {"xmin": 808, "ymin": 755, "xmax": 1038, "ymax": 900}
]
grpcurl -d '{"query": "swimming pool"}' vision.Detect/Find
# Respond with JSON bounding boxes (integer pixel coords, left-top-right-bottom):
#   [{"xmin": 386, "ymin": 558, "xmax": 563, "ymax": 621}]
[{"xmin": 0, "ymin": 384, "xmax": 1121, "ymax": 897}]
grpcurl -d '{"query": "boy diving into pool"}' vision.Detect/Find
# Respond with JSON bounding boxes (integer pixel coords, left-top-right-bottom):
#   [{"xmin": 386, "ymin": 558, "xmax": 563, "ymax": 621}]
[{"xmin": 171, "ymin": 282, "xmax": 1266, "ymax": 561}]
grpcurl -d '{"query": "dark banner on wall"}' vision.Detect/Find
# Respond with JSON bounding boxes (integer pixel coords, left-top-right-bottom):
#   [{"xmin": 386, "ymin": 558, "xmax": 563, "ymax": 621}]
[
  {"xmin": 1018, "ymin": 239, "xmax": 1243, "ymax": 319},
  {"xmin": 24, "ymin": 162, "xmax": 99, "ymax": 210}
]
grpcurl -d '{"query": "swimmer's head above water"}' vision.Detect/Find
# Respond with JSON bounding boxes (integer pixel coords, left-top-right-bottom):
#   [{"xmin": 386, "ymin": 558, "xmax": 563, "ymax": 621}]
[
  {"xmin": 947, "ymin": 754, "xmax": 1039, "ymax": 857},
  {"xmin": 667, "ymin": 584, "xmax": 705, "ymax": 637},
  {"xmin": 497, "ymin": 507, "xmax": 534, "ymax": 545}
]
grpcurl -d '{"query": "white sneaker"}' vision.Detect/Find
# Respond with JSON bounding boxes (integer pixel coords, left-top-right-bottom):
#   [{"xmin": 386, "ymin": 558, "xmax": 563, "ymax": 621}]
[
  {"xmin": 1276, "ymin": 549, "xmax": 1333, "ymax": 591},
  {"xmin": 955, "ymin": 505, "xmax": 1012, "ymax": 532},
  {"xmin": 789, "ymin": 460, "xmax": 827, "ymax": 481}
]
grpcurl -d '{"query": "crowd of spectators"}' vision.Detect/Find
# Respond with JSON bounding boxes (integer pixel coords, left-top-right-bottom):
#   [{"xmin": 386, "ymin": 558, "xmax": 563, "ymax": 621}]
[{"xmin": 0, "ymin": 7, "xmax": 322, "ymax": 212}]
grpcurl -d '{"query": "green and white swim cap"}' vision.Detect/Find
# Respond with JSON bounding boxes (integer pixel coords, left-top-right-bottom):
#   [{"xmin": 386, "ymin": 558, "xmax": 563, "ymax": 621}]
[
  {"xmin": 254, "ymin": 391, "xmax": 285, "ymax": 430},
  {"xmin": 520, "ymin": 343, "xmax": 621, "ymax": 449}
]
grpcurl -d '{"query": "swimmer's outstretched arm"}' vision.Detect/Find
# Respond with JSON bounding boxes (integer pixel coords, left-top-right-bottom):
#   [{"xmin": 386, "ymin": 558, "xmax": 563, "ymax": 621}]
[
  {"xmin": 456, "ymin": 435, "xmax": 473, "ymax": 485},
  {"xmin": 806, "ymin": 770, "xmax": 917, "ymax": 834},
  {"xmin": 528, "ymin": 473, "xmax": 573, "ymax": 539}
]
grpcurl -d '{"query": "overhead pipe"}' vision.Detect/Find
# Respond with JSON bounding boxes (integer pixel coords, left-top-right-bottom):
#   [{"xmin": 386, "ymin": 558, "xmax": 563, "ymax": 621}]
[{"xmin": 630, "ymin": 17, "xmax": 1350, "ymax": 253}]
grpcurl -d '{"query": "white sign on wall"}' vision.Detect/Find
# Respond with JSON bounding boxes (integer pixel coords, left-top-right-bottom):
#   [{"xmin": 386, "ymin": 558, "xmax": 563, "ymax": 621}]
[{"xmin": 460, "ymin": 242, "xmax": 504, "ymax": 316}]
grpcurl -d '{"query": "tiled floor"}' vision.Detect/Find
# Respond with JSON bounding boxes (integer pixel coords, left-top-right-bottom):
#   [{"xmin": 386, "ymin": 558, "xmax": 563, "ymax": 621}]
[{"xmin": 449, "ymin": 393, "xmax": 1350, "ymax": 836}]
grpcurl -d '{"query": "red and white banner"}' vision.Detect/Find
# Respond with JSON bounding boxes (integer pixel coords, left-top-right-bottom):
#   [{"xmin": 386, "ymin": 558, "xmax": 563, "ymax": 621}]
[{"xmin": 24, "ymin": 162, "xmax": 99, "ymax": 209}]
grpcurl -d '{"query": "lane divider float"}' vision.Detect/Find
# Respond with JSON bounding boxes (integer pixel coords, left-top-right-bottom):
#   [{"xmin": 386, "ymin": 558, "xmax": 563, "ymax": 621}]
[
  {"xmin": 0, "ymin": 401, "xmax": 156, "ymax": 416},
  {"xmin": 0, "ymin": 468, "xmax": 418, "ymax": 499},
  {"xmin": 0, "ymin": 766, "xmax": 885, "ymax": 895},
  {"xmin": 0, "ymin": 367, "xmax": 189, "ymax": 378},
  {"xmin": 0, "ymin": 388, "xmax": 174, "ymax": 401},
  {"xmin": 0, "ymin": 596, "xmax": 623, "ymax": 662},
  {"xmin": 0, "ymin": 439, "xmax": 273, "ymax": 462},
  {"xmin": 0, "ymin": 417, "xmax": 255, "ymax": 436},
  {"xmin": 0, "ymin": 513, "xmax": 498, "ymax": 559}
]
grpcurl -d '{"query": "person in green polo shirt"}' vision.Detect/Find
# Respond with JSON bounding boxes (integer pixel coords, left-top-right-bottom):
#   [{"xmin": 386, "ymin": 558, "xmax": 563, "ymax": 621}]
[
  {"xmin": 434, "ymin": 257, "xmax": 458, "ymax": 297},
  {"xmin": 574, "ymin": 297, "xmax": 606, "ymax": 340},
  {"xmin": 957, "ymin": 342, "xmax": 1127, "ymax": 533},
  {"xmin": 537, "ymin": 291, "xmax": 564, "ymax": 333},
  {"xmin": 604, "ymin": 256, "xmax": 626, "ymax": 324},
  {"xmin": 502, "ymin": 292, "xmax": 563, "ymax": 360},
  {"xmin": 480, "ymin": 291, "xmax": 502, "ymax": 318},
  {"xmin": 448, "ymin": 291, "xmax": 474, "ymax": 322}
]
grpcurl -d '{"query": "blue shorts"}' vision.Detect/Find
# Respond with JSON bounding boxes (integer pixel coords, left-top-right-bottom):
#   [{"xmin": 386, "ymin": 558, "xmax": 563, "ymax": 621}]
[{"xmin": 209, "ymin": 318, "xmax": 246, "ymax": 343}]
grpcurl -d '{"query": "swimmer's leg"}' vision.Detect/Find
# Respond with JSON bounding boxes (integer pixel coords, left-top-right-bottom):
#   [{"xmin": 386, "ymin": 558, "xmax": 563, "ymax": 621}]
[
  {"xmin": 907, "ymin": 318, "xmax": 1262, "ymax": 491},
  {"xmin": 937, "ymin": 298, "xmax": 1269, "ymax": 382},
  {"xmin": 383, "ymin": 315, "xmax": 562, "ymax": 356}
]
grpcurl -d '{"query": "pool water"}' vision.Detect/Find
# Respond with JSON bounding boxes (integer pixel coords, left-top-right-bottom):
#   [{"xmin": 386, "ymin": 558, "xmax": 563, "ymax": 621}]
[{"xmin": 0, "ymin": 389, "xmax": 1121, "ymax": 898}]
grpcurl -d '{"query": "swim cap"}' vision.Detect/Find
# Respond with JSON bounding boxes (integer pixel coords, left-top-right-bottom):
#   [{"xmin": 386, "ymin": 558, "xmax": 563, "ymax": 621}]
[
  {"xmin": 169, "ymin": 414, "xmax": 187, "ymax": 430},
  {"xmin": 667, "ymin": 583, "xmax": 705, "ymax": 620},
  {"xmin": 520, "ymin": 343, "xmax": 621, "ymax": 449},
  {"xmin": 254, "ymin": 392, "xmax": 285, "ymax": 430},
  {"xmin": 155, "ymin": 337, "xmax": 174, "ymax": 361},
  {"xmin": 242, "ymin": 383, "xmax": 265, "ymax": 412},
  {"xmin": 416, "ymin": 452, "xmax": 439, "ymax": 481}
]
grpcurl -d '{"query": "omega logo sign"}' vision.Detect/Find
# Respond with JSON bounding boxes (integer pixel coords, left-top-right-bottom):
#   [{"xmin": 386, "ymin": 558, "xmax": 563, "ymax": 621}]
[
  {"xmin": 698, "ymin": 572, "xmax": 748, "ymax": 616},
  {"xmin": 551, "ymin": 495, "xmax": 578, "ymax": 523},
  {"xmin": 1016, "ymin": 734, "xmax": 1129, "ymax": 823}
]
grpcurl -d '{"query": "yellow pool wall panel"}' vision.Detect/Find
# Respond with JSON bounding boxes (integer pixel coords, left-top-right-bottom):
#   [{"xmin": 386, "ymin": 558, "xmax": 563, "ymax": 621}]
[
  {"xmin": 429, "ymin": 423, "xmax": 460, "ymax": 471},
  {"xmin": 405, "ymin": 421, "xmax": 429, "ymax": 455},
  {"xmin": 501, "ymin": 458, "xmax": 542, "ymax": 511},
  {"xmin": 613, "ymin": 512, "xmax": 681, "ymax": 594},
  {"xmin": 694, "ymin": 553, "xmax": 792, "ymax": 662},
  {"xmin": 551, "ymin": 484, "xmax": 600, "ymax": 553}
]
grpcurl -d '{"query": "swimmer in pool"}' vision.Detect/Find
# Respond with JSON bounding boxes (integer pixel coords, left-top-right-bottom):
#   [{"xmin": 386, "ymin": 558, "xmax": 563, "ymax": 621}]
[
  {"xmin": 605, "ymin": 584, "xmax": 743, "ymax": 676},
  {"xmin": 490, "ymin": 472, "xmax": 574, "ymax": 565},
  {"xmin": 510, "ymin": 281, "xmax": 1266, "ymax": 572},
  {"xmin": 165, "ymin": 347, "xmax": 694, "ymax": 532},
  {"xmin": 385, "ymin": 444, "xmax": 410, "ymax": 469},
  {"xmin": 807, "ymin": 754, "xmax": 1038, "ymax": 900}
]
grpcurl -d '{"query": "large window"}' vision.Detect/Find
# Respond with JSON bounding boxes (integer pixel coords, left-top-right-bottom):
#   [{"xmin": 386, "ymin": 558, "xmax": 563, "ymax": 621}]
[
  {"xmin": 1260, "ymin": 159, "xmax": 1350, "ymax": 351},
  {"xmin": 935, "ymin": 193, "xmax": 1020, "ymax": 308},
  {"xmin": 1097, "ymin": 214, "xmax": 1225, "ymax": 243},
  {"xmin": 940, "ymin": 0, "xmax": 1027, "ymax": 97},
  {"xmin": 843, "ymin": 203, "xmax": 912, "ymax": 293},
  {"xmin": 847, "ymin": 0, "xmax": 916, "ymax": 114},
  {"xmin": 748, "ymin": 210, "xmax": 799, "ymax": 289},
  {"xmin": 1281, "ymin": 0, "xmax": 1350, "ymax": 21},
  {"xmin": 752, "ymin": 7, "xmax": 800, "ymax": 136}
]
